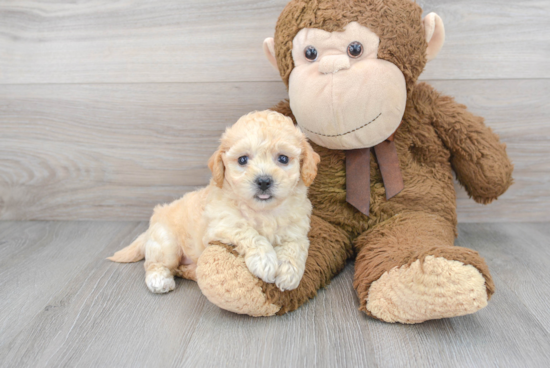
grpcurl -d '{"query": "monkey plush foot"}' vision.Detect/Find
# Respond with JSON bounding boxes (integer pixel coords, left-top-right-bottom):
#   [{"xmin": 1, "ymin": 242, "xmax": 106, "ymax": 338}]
[
  {"xmin": 195, "ymin": 242, "xmax": 281, "ymax": 317},
  {"xmin": 366, "ymin": 256, "xmax": 488, "ymax": 324}
]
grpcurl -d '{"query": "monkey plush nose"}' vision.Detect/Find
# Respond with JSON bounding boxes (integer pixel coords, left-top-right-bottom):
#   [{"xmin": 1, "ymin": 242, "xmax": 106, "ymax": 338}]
[
  {"xmin": 255, "ymin": 176, "xmax": 272, "ymax": 191},
  {"xmin": 318, "ymin": 55, "xmax": 350, "ymax": 74}
]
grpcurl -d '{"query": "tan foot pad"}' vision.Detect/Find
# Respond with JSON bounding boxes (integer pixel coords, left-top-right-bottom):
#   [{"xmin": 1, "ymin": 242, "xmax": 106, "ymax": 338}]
[
  {"xmin": 367, "ymin": 255, "xmax": 488, "ymax": 324},
  {"xmin": 196, "ymin": 244, "xmax": 280, "ymax": 317}
]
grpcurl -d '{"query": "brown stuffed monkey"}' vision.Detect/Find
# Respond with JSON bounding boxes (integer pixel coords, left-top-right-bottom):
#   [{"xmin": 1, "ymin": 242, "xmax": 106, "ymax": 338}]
[{"xmin": 194, "ymin": 0, "xmax": 513, "ymax": 323}]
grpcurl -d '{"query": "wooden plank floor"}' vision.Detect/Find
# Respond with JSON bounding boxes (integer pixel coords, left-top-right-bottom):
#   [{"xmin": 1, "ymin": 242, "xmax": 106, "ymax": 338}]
[{"xmin": 1, "ymin": 222, "xmax": 549, "ymax": 367}]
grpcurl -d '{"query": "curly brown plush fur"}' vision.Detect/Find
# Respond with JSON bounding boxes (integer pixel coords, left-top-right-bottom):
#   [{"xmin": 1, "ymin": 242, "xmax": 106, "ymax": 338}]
[{"xmin": 196, "ymin": 0, "xmax": 513, "ymax": 322}]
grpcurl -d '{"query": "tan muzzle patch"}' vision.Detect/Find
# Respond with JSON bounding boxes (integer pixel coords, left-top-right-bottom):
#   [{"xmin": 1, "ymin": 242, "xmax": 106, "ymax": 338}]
[{"xmin": 318, "ymin": 54, "xmax": 350, "ymax": 74}]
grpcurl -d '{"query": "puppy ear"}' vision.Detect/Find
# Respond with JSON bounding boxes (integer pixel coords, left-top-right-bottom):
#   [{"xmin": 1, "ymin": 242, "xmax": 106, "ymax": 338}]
[
  {"xmin": 300, "ymin": 138, "xmax": 320, "ymax": 187},
  {"xmin": 208, "ymin": 149, "xmax": 225, "ymax": 188}
]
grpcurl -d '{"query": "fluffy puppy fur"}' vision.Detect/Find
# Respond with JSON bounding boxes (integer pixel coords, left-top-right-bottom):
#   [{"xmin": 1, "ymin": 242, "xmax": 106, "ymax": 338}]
[{"xmin": 108, "ymin": 110, "xmax": 320, "ymax": 293}]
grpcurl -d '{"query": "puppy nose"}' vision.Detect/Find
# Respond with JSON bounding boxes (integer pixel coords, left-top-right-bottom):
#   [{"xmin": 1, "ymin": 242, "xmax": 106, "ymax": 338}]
[
  {"xmin": 318, "ymin": 55, "xmax": 350, "ymax": 74},
  {"xmin": 256, "ymin": 176, "xmax": 272, "ymax": 191}
]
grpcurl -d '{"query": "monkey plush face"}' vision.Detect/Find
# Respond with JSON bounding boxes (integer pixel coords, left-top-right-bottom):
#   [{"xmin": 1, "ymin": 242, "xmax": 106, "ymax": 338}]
[
  {"xmin": 288, "ymin": 22, "xmax": 406, "ymax": 149},
  {"xmin": 263, "ymin": 0, "xmax": 445, "ymax": 150}
]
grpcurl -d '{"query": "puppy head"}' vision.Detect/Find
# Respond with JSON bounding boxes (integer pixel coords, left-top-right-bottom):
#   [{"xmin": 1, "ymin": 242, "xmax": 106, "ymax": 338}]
[{"xmin": 208, "ymin": 110, "xmax": 320, "ymax": 209}]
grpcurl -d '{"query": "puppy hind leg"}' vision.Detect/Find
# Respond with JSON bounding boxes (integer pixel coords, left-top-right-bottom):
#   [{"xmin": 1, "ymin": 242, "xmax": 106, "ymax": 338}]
[
  {"xmin": 174, "ymin": 263, "xmax": 198, "ymax": 281},
  {"xmin": 144, "ymin": 223, "xmax": 181, "ymax": 294}
]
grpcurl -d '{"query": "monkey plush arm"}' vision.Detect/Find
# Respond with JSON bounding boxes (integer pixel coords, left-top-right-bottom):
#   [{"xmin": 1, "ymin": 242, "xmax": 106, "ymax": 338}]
[{"xmin": 427, "ymin": 85, "xmax": 513, "ymax": 204}]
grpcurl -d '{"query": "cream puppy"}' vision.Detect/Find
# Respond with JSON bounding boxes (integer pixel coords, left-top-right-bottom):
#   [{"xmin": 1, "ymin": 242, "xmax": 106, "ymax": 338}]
[{"xmin": 109, "ymin": 110, "xmax": 320, "ymax": 293}]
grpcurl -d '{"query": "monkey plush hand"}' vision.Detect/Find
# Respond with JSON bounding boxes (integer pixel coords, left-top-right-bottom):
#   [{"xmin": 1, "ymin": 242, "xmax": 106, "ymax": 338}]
[{"xmin": 195, "ymin": 0, "xmax": 513, "ymax": 323}]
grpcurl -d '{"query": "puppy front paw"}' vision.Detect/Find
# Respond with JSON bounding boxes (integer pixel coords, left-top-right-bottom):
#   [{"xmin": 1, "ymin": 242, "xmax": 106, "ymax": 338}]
[
  {"xmin": 275, "ymin": 260, "xmax": 303, "ymax": 291},
  {"xmin": 146, "ymin": 268, "xmax": 176, "ymax": 294},
  {"xmin": 245, "ymin": 249, "xmax": 278, "ymax": 283}
]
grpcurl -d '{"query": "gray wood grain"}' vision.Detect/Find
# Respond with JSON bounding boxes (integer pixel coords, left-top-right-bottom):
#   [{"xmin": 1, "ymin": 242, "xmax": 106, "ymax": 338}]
[
  {"xmin": 458, "ymin": 223, "xmax": 550, "ymax": 332},
  {"xmin": 0, "ymin": 0, "xmax": 547, "ymax": 84},
  {"xmin": 419, "ymin": 0, "xmax": 550, "ymax": 80},
  {"xmin": 0, "ymin": 221, "xmax": 145, "ymax": 350},
  {"xmin": 1, "ymin": 221, "xmax": 550, "ymax": 367},
  {"xmin": 1, "ymin": 79, "xmax": 548, "ymax": 222}
]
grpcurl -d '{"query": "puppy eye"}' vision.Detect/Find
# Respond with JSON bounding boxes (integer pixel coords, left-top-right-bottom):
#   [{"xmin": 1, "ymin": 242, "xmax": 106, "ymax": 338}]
[
  {"xmin": 347, "ymin": 41, "xmax": 363, "ymax": 58},
  {"xmin": 278, "ymin": 155, "xmax": 289, "ymax": 164},
  {"xmin": 238, "ymin": 156, "xmax": 248, "ymax": 165},
  {"xmin": 304, "ymin": 46, "xmax": 318, "ymax": 61}
]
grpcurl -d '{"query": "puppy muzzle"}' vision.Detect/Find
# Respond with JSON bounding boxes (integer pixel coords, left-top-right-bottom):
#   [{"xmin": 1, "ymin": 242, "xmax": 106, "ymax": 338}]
[{"xmin": 254, "ymin": 175, "xmax": 274, "ymax": 200}]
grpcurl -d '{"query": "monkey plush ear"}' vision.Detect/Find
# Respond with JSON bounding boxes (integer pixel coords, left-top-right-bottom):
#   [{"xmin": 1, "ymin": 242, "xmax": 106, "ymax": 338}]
[
  {"xmin": 263, "ymin": 37, "xmax": 279, "ymax": 71},
  {"xmin": 208, "ymin": 149, "xmax": 225, "ymax": 188},
  {"xmin": 300, "ymin": 138, "xmax": 321, "ymax": 187},
  {"xmin": 422, "ymin": 12, "xmax": 445, "ymax": 62}
]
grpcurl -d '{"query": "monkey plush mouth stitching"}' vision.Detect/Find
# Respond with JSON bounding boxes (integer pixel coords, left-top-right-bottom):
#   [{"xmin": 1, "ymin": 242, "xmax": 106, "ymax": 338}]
[{"xmin": 298, "ymin": 113, "xmax": 382, "ymax": 138}]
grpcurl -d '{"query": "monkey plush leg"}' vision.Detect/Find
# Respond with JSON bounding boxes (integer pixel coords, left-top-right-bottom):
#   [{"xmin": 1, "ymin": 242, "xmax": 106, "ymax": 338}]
[
  {"xmin": 354, "ymin": 211, "xmax": 494, "ymax": 324},
  {"xmin": 195, "ymin": 215, "xmax": 352, "ymax": 316}
]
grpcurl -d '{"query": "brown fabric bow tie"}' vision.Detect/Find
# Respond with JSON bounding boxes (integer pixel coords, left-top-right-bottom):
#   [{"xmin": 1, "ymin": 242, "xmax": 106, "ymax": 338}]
[{"xmin": 345, "ymin": 140, "xmax": 404, "ymax": 216}]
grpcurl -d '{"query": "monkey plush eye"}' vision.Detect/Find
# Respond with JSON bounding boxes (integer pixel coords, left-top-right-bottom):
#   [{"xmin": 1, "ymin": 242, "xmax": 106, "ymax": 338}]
[
  {"xmin": 278, "ymin": 155, "xmax": 289, "ymax": 164},
  {"xmin": 304, "ymin": 46, "xmax": 318, "ymax": 61},
  {"xmin": 238, "ymin": 156, "xmax": 248, "ymax": 165},
  {"xmin": 347, "ymin": 41, "xmax": 363, "ymax": 58}
]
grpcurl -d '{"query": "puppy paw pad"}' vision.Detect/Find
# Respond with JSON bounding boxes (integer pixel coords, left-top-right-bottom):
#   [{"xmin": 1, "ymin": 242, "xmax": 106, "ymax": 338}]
[
  {"xmin": 146, "ymin": 272, "xmax": 175, "ymax": 294},
  {"xmin": 275, "ymin": 262, "xmax": 301, "ymax": 291},
  {"xmin": 245, "ymin": 250, "xmax": 278, "ymax": 283}
]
